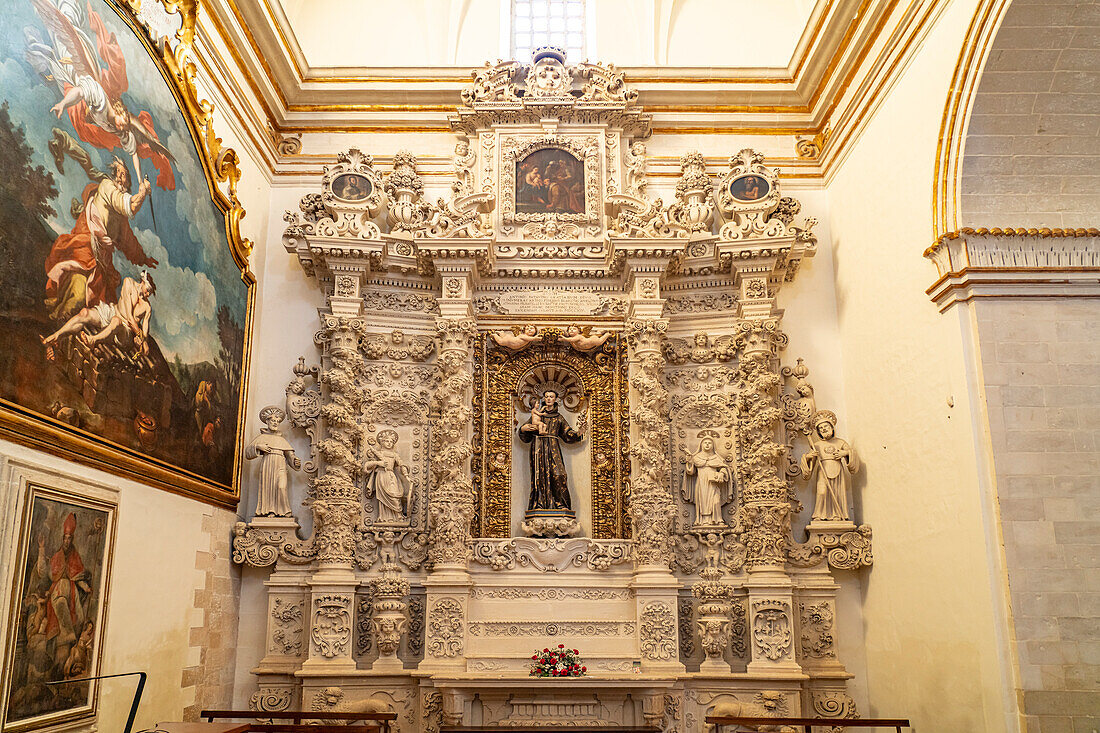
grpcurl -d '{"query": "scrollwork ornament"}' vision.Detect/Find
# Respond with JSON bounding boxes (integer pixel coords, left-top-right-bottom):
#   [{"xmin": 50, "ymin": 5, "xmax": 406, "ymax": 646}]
[
  {"xmin": 249, "ymin": 688, "xmax": 292, "ymax": 716},
  {"xmin": 799, "ymin": 601, "xmax": 837, "ymax": 659},
  {"xmin": 232, "ymin": 522, "xmax": 315, "ymax": 567},
  {"xmin": 639, "ymin": 602, "xmax": 676, "ymax": 661},
  {"xmin": 789, "ymin": 526, "xmax": 874, "ymax": 570},
  {"xmin": 427, "ymin": 598, "xmax": 464, "ymax": 658}
]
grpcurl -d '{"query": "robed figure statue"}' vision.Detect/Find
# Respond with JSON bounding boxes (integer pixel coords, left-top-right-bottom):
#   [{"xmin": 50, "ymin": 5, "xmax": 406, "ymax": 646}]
[{"xmin": 518, "ymin": 389, "xmax": 583, "ymax": 511}]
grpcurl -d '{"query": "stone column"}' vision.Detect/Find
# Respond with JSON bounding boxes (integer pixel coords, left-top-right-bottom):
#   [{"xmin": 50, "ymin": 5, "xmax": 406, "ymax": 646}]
[
  {"xmin": 371, "ymin": 560, "xmax": 411, "ymax": 672},
  {"xmin": 625, "ymin": 269, "xmax": 684, "ymax": 673},
  {"xmin": 421, "ymin": 269, "xmax": 477, "ymax": 674},
  {"xmin": 733, "ymin": 275, "xmax": 802, "ymax": 676},
  {"xmin": 301, "ymin": 312, "xmax": 367, "ymax": 674}
]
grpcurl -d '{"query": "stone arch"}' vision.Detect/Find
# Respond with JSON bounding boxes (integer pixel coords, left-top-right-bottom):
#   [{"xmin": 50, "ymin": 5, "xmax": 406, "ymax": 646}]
[{"xmin": 934, "ymin": 0, "xmax": 1100, "ymax": 237}]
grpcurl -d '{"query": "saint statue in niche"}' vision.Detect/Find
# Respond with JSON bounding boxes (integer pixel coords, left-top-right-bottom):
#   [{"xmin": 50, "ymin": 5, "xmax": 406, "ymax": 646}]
[
  {"xmin": 801, "ymin": 410, "xmax": 860, "ymax": 522},
  {"xmin": 244, "ymin": 406, "xmax": 300, "ymax": 517},
  {"xmin": 515, "ymin": 149, "xmax": 584, "ymax": 215},
  {"xmin": 364, "ymin": 429, "xmax": 411, "ymax": 523},
  {"xmin": 518, "ymin": 389, "xmax": 584, "ymax": 512},
  {"xmin": 681, "ymin": 430, "xmax": 733, "ymax": 526}
]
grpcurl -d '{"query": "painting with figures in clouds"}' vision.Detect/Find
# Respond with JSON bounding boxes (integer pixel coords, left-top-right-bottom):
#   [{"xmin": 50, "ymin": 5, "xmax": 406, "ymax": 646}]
[{"xmin": 0, "ymin": 0, "xmax": 251, "ymax": 498}]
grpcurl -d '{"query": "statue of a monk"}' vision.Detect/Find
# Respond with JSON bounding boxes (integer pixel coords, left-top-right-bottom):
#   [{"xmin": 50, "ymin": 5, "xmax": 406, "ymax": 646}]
[{"xmin": 518, "ymin": 389, "xmax": 583, "ymax": 511}]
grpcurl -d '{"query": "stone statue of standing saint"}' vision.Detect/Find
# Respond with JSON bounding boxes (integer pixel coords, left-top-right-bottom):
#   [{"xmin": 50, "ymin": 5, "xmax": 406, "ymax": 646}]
[
  {"xmin": 681, "ymin": 430, "xmax": 733, "ymax": 527},
  {"xmin": 244, "ymin": 406, "xmax": 301, "ymax": 517},
  {"xmin": 518, "ymin": 389, "xmax": 584, "ymax": 537},
  {"xmin": 801, "ymin": 410, "xmax": 860, "ymax": 522},
  {"xmin": 364, "ymin": 429, "xmax": 411, "ymax": 523}
]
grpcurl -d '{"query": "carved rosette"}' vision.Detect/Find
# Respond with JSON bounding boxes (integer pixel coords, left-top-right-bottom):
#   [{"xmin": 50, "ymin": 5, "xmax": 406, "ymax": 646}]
[
  {"xmin": 733, "ymin": 319, "xmax": 791, "ymax": 570},
  {"xmin": 627, "ymin": 319, "xmax": 674, "ymax": 568},
  {"xmin": 428, "ymin": 318, "xmax": 478, "ymax": 567}
]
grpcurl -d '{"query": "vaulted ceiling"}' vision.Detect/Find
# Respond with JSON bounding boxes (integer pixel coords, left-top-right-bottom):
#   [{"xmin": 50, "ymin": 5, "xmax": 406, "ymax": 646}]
[{"xmin": 200, "ymin": 0, "xmax": 908, "ymax": 133}]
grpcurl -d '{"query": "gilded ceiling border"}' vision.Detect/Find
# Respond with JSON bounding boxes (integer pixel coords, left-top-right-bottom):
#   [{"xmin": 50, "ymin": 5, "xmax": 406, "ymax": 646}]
[{"xmin": 0, "ymin": 0, "xmax": 255, "ymax": 508}]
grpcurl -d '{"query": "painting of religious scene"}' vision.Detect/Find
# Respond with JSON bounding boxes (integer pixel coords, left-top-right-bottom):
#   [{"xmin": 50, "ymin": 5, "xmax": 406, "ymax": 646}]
[
  {"xmin": 0, "ymin": 0, "xmax": 250, "ymax": 493},
  {"xmin": 332, "ymin": 173, "xmax": 371, "ymax": 202},
  {"xmin": 729, "ymin": 173, "xmax": 770, "ymax": 202},
  {"xmin": 515, "ymin": 148, "xmax": 584, "ymax": 215},
  {"xmin": 2, "ymin": 486, "xmax": 116, "ymax": 731}
]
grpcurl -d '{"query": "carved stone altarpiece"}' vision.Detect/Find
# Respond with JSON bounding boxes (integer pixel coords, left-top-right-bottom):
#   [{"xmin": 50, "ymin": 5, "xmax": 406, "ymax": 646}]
[{"xmin": 238, "ymin": 48, "xmax": 866, "ymax": 731}]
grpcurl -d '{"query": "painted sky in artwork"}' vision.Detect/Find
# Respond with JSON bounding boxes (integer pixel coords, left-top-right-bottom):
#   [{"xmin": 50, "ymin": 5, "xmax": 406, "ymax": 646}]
[{"xmin": 0, "ymin": 0, "xmax": 246, "ymax": 367}]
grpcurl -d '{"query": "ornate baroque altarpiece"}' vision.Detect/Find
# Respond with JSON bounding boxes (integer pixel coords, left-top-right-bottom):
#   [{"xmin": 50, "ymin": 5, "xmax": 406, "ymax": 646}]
[{"xmin": 234, "ymin": 48, "xmax": 871, "ymax": 731}]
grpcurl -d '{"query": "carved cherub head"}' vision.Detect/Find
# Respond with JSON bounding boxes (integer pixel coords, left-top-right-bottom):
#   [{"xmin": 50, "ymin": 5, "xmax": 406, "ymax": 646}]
[
  {"xmin": 455, "ymin": 140, "xmax": 469, "ymax": 156},
  {"xmin": 522, "ymin": 324, "xmax": 538, "ymax": 337},
  {"xmin": 694, "ymin": 333, "xmax": 709, "ymax": 347},
  {"xmin": 631, "ymin": 141, "xmax": 646, "ymax": 156}
]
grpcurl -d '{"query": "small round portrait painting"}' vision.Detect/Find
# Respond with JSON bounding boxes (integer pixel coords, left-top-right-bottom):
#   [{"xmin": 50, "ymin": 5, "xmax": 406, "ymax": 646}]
[
  {"xmin": 332, "ymin": 173, "xmax": 372, "ymax": 202},
  {"xmin": 729, "ymin": 174, "xmax": 770, "ymax": 202}
]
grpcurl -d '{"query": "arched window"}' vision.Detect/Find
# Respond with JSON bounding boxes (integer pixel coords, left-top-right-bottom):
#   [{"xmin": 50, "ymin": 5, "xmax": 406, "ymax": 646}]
[{"xmin": 511, "ymin": 0, "xmax": 586, "ymax": 63}]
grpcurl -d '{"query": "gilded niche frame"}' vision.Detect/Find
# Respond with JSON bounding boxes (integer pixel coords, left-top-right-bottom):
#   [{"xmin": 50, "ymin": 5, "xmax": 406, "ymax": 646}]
[
  {"xmin": 0, "ymin": 0, "xmax": 255, "ymax": 508},
  {"xmin": 472, "ymin": 329, "xmax": 629, "ymax": 539}
]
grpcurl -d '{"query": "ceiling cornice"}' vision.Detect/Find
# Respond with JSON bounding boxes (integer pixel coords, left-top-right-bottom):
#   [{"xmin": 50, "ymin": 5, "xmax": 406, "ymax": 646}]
[{"xmin": 201, "ymin": 0, "xmax": 903, "ymax": 131}]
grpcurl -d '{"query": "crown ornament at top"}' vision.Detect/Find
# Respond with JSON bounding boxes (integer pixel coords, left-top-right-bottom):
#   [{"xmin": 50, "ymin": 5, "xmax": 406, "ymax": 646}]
[{"xmin": 459, "ymin": 48, "xmax": 638, "ymax": 108}]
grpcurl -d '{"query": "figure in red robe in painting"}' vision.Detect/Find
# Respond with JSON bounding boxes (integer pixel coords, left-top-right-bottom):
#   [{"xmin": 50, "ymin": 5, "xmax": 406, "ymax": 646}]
[
  {"xmin": 33, "ymin": 513, "xmax": 92, "ymax": 670},
  {"xmin": 43, "ymin": 157, "xmax": 157, "ymax": 324},
  {"xmin": 27, "ymin": 0, "xmax": 176, "ymax": 189}
]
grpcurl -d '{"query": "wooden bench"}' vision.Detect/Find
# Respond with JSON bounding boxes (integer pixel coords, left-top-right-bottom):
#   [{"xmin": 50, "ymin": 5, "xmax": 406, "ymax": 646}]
[
  {"xmin": 440, "ymin": 721, "xmax": 660, "ymax": 726},
  {"xmin": 200, "ymin": 710, "xmax": 397, "ymax": 733},
  {"xmin": 705, "ymin": 716, "xmax": 910, "ymax": 733}
]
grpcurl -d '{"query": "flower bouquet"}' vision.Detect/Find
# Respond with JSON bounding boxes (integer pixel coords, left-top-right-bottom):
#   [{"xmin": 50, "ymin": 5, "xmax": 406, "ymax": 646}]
[{"xmin": 530, "ymin": 644, "xmax": 587, "ymax": 677}]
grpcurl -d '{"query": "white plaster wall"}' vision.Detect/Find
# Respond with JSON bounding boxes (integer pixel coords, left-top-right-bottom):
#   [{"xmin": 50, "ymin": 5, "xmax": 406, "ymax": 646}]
[
  {"xmin": 823, "ymin": 0, "xmax": 1017, "ymax": 729},
  {"xmin": 0, "ymin": 441, "xmax": 237, "ymax": 733}
]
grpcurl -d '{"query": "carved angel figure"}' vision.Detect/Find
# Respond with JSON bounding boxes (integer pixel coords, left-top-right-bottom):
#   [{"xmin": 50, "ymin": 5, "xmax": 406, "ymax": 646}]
[
  {"xmin": 562, "ymin": 325, "xmax": 612, "ymax": 353},
  {"xmin": 682, "ymin": 430, "xmax": 733, "ymax": 527},
  {"xmin": 364, "ymin": 429, "xmax": 411, "ymax": 524},
  {"xmin": 245, "ymin": 406, "xmax": 300, "ymax": 517},
  {"xmin": 491, "ymin": 324, "xmax": 542, "ymax": 351},
  {"xmin": 800, "ymin": 411, "xmax": 860, "ymax": 522}
]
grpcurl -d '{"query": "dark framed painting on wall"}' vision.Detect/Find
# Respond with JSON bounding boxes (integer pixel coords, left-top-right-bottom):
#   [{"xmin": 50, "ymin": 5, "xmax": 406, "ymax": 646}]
[
  {"xmin": 1, "ymin": 483, "xmax": 117, "ymax": 732},
  {"xmin": 728, "ymin": 173, "xmax": 771, "ymax": 202},
  {"xmin": 0, "ymin": 0, "xmax": 254, "ymax": 506},
  {"xmin": 515, "ymin": 148, "xmax": 585, "ymax": 215}
]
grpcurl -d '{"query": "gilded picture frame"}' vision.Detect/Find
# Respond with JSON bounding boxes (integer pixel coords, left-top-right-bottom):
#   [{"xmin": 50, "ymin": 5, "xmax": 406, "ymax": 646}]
[
  {"xmin": 1, "ymin": 477, "xmax": 118, "ymax": 733},
  {"xmin": 0, "ymin": 0, "xmax": 255, "ymax": 508}
]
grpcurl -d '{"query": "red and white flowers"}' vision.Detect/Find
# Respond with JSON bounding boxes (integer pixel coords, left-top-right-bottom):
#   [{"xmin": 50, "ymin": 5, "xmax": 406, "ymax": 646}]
[{"xmin": 529, "ymin": 644, "xmax": 587, "ymax": 677}]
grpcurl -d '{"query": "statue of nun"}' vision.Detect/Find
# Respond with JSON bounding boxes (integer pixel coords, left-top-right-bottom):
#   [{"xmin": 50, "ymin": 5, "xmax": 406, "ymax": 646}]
[{"xmin": 681, "ymin": 430, "xmax": 733, "ymax": 527}]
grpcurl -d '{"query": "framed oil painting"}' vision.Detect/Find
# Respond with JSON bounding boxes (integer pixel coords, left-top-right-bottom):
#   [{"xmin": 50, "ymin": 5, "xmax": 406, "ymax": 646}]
[
  {"xmin": 1, "ymin": 482, "xmax": 117, "ymax": 733},
  {"xmin": 728, "ymin": 174, "xmax": 770, "ymax": 202},
  {"xmin": 0, "ymin": 0, "xmax": 253, "ymax": 505},
  {"xmin": 331, "ymin": 173, "xmax": 372, "ymax": 202},
  {"xmin": 515, "ymin": 148, "xmax": 585, "ymax": 215}
]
